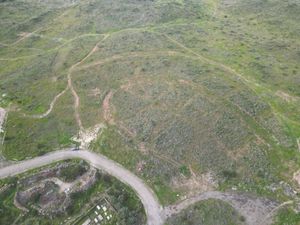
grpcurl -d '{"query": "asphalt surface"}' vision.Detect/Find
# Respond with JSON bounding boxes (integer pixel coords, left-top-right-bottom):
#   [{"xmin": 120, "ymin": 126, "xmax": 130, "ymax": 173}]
[{"xmin": 0, "ymin": 149, "xmax": 163, "ymax": 225}]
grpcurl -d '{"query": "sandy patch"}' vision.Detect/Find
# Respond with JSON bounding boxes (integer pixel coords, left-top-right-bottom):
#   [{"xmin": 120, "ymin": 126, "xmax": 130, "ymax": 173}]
[
  {"xmin": 47, "ymin": 177, "xmax": 73, "ymax": 193},
  {"xmin": 178, "ymin": 79, "xmax": 191, "ymax": 85},
  {"xmin": 172, "ymin": 171, "xmax": 218, "ymax": 198},
  {"xmin": 139, "ymin": 142, "xmax": 149, "ymax": 154},
  {"xmin": 0, "ymin": 107, "xmax": 7, "ymax": 133},
  {"xmin": 72, "ymin": 123, "xmax": 106, "ymax": 148},
  {"xmin": 120, "ymin": 81, "xmax": 133, "ymax": 92},
  {"xmin": 136, "ymin": 160, "xmax": 146, "ymax": 172},
  {"xmin": 18, "ymin": 32, "xmax": 32, "ymax": 37},
  {"xmin": 276, "ymin": 90, "xmax": 298, "ymax": 102},
  {"xmin": 89, "ymin": 87, "xmax": 101, "ymax": 97},
  {"xmin": 293, "ymin": 170, "xmax": 300, "ymax": 188},
  {"xmin": 118, "ymin": 121, "xmax": 136, "ymax": 137},
  {"xmin": 102, "ymin": 91, "xmax": 114, "ymax": 124},
  {"xmin": 51, "ymin": 76, "xmax": 58, "ymax": 82}
]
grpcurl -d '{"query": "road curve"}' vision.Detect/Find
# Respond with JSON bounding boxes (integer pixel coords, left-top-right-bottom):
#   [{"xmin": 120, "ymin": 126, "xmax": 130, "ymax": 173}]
[{"xmin": 0, "ymin": 150, "xmax": 163, "ymax": 225}]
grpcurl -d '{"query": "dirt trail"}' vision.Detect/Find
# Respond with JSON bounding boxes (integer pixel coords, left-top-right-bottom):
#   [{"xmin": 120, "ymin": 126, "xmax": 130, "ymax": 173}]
[
  {"xmin": 0, "ymin": 107, "xmax": 7, "ymax": 132},
  {"xmin": 260, "ymin": 200, "xmax": 293, "ymax": 225},
  {"xmin": 161, "ymin": 33, "xmax": 254, "ymax": 84},
  {"xmin": 159, "ymin": 33, "xmax": 300, "ymax": 125},
  {"xmin": 18, "ymin": 42, "xmax": 223, "ymax": 121},
  {"xmin": 8, "ymin": 7, "xmax": 76, "ymax": 47},
  {"xmin": 68, "ymin": 34, "xmax": 109, "ymax": 130},
  {"xmin": 11, "ymin": 31, "xmax": 37, "ymax": 46},
  {"xmin": 163, "ymin": 191, "xmax": 280, "ymax": 225},
  {"xmin": 21, "ymin": 34, "xmax": 109, "ymax": 126},
  {"xmin": 75, "ymin": 50, "xmax": 188, "ymax": 71},
  {"xmin": 23, "ymin": 86, "xmax": 69, "ymax": 119},
  {"xmin": 0, "ymin": 33, "xmax": 104, "ymax": 62},
  {"xmin": 102, "ymin": 90, "xmax": 114, "ymax": 124}
]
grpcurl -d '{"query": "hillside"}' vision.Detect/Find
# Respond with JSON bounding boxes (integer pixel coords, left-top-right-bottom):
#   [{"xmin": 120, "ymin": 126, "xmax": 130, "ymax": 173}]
[{"xmin": 0, "ymin": 0, "xmax": 299, "ymax": 224}]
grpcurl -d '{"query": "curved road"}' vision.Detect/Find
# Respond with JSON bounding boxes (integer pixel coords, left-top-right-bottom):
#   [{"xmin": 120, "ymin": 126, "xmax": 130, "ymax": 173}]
[
  {"xmin": 0, "ymin": 149, "xmax": 286, "ymax": 225},
  {"xmin": 0, "ymin": 150, "xmax": 163, "ymax": 225}
]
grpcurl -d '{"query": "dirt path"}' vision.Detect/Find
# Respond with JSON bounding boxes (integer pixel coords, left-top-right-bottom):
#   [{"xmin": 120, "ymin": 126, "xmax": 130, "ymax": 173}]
[
  {"xmin": 19, "ymin": 34, "xmax": 109, "ymax": 127},
  {"xmin": 7, "ymin": 6, "xmax": 77, "ymax": 47},
  {"xmin": 163, "ymin": 191, "xmax": 280, "ymax": 225},
  {"xmin": 0, "ymin": 107, "xmax": 7, "ymax": 133},
  {"xmin": 160, "ymin": 33, "xmax": 254, "ymax": 84},
  {"xmin": 20, "ymin": 34, "xmax": 109, "ymax": 126},
  {"xmin": 23, "ymin": 86, "xmax": 69, "ymax": 119},
  {"xmin": 75, "ymin": 50, "xmax": 192, "ymax": 71},
  {"xmin": 68, "ymin": 34, "xmax": 109, "ymax": 130},
  {"xmin": 18, "ymin": 49, "xmax": 193, "ymax": 121},
  {"xmin": 102, "ymin": 90, "xmax": 114, "ymax": 124},
  {"xmin": 260, "ymin": 200, "xmax": 293, "ymax": 225}
]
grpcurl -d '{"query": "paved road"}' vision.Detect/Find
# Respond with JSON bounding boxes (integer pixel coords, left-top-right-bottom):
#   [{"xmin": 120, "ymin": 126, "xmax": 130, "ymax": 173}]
[{"xmin": 0, "ymin": 150, "xmax": 163, "ymax": 225}]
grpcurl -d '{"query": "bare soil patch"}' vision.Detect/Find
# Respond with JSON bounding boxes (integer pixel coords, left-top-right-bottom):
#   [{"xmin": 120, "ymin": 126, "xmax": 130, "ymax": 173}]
[
  {"xmin": 276, "ymin": 90, "xmax": 299, "ymax": 102},
  {"xmin": 72, "ymin": 123, "xmax": 105, "ymax": 148},
  {"xmin": 0, "ymin": 107, "xmax": 7, "ymax": 133},
  {"xmin": 103, "ymin": 91, "xmax": 115, "ymax": 124},
  {"xmin": 171, "ymin": 171, "xmax": 218, "ymax": 198}
]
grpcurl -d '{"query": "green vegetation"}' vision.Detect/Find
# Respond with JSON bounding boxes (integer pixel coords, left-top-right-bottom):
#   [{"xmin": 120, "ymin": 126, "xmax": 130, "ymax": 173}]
[
  {"xmin": 273, "ymin": 207, "xmax": 300, "ymax": 225},
  {"xmin": 2, "ymin": 90, "xmax": 77, "ymax": 160},
  {"xmin": 0, "ymin": 160, "xmax": 145, "ymax": 225},
  {"xmin": 0, "ymin": 0, "xmax": 299, "ymax": 216},
  {"xmin": 166, "ymin": 199, "xmax": 246, "ymax": 225},
  {"xmin": 58, "ymin": 160, "xmax": 88, "ymax": 182},
  {"xmin": 68, "ymin": 172, "xmax": 145, "ymax": 225}
]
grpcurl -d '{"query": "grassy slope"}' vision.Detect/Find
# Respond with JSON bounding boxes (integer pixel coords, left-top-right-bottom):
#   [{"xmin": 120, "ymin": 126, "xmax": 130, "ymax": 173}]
[
  {"xmin": 0, "ymin": 0, "xmax": 299, "ymax": 218},
  {"xmin": 165, "ymin": 199, "xmax": 246, "ymax": 225}
]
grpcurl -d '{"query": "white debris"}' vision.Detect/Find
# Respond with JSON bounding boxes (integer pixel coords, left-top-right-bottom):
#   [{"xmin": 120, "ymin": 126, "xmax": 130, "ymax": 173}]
[
  {"xmin": 72, "ymin": 123, "xmax": 106, "ymax": 148},
  {"xmin": 97, "ymin": 215, "xmax": 103, "ymax": 221},
  {"xmin": 82, "ymin": 219, "xmax": 91, "ymax": 225},
  {"xmin": 0, "ymin": 107, "xmax": 7, "ymax": 133}
]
